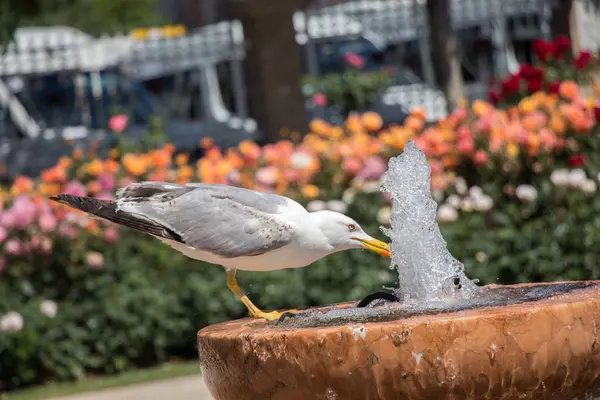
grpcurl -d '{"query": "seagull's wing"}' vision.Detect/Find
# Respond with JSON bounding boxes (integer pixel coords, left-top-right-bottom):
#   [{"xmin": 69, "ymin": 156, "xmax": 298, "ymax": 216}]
[{"xmin": 114, "ymin": 182, "xmax": 297, "ymax": 258}]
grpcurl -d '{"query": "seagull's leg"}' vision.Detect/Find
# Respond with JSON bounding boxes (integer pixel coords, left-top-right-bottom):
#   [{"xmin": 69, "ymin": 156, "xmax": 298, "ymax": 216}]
[{"xmin": 226, "ymin": 269, "xmax": 287, "ymax": 321}]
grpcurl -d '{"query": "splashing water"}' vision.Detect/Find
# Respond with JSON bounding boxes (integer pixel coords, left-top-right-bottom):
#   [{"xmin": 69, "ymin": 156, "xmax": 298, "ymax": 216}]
[{"xmin": 380, "ymin": 141, "xmax": 481, "ymax": 305}]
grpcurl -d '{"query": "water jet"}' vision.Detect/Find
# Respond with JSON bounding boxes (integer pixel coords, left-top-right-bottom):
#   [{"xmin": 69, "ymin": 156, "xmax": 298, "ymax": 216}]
[{"xmin": 198, "ymin": 142, "xmax": 600, "ymax": 400}]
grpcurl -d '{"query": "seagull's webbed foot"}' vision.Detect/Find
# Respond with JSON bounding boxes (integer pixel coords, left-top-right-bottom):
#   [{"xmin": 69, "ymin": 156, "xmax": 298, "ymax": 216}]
[
  {"xmin": 249, "ymin": 309, "xmax": 299, "ymax": 322},
  {"xmin": 226, "ymin": 269, "xmax": 300, "ymax": 322}
]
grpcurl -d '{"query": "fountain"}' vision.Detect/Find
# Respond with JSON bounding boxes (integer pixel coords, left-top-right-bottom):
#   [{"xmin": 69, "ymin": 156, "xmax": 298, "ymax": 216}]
[{"xmin": 197, "ymin": 141, "xmax": 600, "ymax": 400}]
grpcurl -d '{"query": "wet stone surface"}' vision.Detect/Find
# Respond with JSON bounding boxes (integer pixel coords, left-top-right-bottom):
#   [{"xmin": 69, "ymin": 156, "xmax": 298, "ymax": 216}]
[{"xmin": 276, "ymin": 281, "xmax": 596, "ymax": 329}]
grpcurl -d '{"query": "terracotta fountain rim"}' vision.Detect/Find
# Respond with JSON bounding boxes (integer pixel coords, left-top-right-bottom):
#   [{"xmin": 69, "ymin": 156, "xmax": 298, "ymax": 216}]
[
  {"xmin": 198, "ymin": 280, "xmax": 600, "ymax": 338},
  {"xmin": 197, "ymin": 280, "xmax": 600, "ymax": 400}
]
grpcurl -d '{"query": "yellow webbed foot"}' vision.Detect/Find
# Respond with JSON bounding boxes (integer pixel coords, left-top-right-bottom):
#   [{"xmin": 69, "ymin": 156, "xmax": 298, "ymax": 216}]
[{"xmin": 249, "ymin": 308, "xmax": 299, "ymax": 321}]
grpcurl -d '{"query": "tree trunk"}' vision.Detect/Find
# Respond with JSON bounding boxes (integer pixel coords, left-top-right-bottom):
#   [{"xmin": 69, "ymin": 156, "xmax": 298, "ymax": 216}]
[
  {"xmin": 426, "ymin": 0, "xmax": 464, "ymax": 111},
  {"xmin": 226, "ymin": 0, "xmax": 310, "ymax": 143},
  {"xmin": 551, "ymin": 0, "xmax": 578, "ymax": 52}
]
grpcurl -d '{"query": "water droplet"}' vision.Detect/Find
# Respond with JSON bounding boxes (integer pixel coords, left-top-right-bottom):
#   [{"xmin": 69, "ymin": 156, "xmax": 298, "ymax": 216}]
[{"xmin": 326, "ymin": 388, "xmax": 338, "ymax": 400}]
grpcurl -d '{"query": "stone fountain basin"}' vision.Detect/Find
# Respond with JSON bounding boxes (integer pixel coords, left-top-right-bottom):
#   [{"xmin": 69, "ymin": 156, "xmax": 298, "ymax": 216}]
[{"xmin": 197, "ymin": 281, "xmax": 600, "ymax": 400}]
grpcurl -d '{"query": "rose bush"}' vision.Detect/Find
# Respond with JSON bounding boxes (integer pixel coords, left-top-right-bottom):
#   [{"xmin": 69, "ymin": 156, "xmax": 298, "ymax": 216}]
[
  {"xmin": 488, "ymin": 35, "xmax": 600, "ymax": 106},
  {"xmin": 1, "ymin": 79, "xmax": 600, "ymax": 391},
  {"xmin": 302, "ymin": 52, "xmax": 392, "ymax": 117}
]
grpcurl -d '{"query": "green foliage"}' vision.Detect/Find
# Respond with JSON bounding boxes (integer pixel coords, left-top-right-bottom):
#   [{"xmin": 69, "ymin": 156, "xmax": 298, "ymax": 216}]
[
  {"xmin": 0, "ymin": 198, "xmax": 392, "ymax": 391},
  {"xmin": 4, "ymin": 169, "xmax": 600, "ymax": 392},
  {"xmin": 442, "ymin": 189, "xmax": 600, "ymax": 285},
  {"xmin": 0, "ymin": 0, "xmax": 167, "ymax": 37},
  {"xmin": 303, "ymin": 70, "xmax": 391, "ymax": 117},
  {"xmin": 116, "ymin": 117, "xmax": 168, "ymax": 154}
]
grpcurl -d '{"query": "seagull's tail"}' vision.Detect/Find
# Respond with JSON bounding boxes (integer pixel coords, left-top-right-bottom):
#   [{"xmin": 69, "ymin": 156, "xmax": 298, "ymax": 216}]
[{"xmin": 49, "ymin": 194, "xmax": 183, "ymax": 242}]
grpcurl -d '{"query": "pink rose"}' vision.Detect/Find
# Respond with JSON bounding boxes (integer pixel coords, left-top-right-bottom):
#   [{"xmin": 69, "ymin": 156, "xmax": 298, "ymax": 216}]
[
  {"xmin": 344, "ymin": 52, "xmax": 366, "ymax": 68},
  {"xmin": 97, "ymin": 173, "xmax": 116, "ymax": 191},
  {"xmin": 40, "ymin": 237, "xmax": 53, "ymax": 254},
  {"xmin": 516, "ymin": 131, "xmax": 530, "ymax": 145},
  {"xmin": 457, "ymin": 138, "xmax": 475, "ymax": 155},
  {"xmin": 65, "ymin": 212, "xmax": 89, "ymax": 228},
  {"xmin": 0, "ymin": 211, "xmax": 15, "ymax": 229},
  {"xmin": 429, "ymin": 160, "xmax": 443, "ymax": 174},
  {"xmin": 255, "ymin": 167, "xmax": 278, "ymax": 186},
  {"xmin": 283, "ymin": 169, "xmax": 302, "ymax": 183},
  {"xmin": 474, "ymin": 150, "xmax": 488, "ymax": 166},
  {"xmin": 10, "ymin": 196, "xmax": 35, "ymax": 229},
  {"xmin": 342, "ymin": 157, "xmax": 362, "ymax": 175},
  {"xmin": 357, "ymin": 156, "xmax": 387, "ymax": 180},
  {"xmin": 4, "ymin": 239, "xmax": 22, "ymax": 256},
  {"xmin": 63, "ymin": 181, "xmax": 87, "ymax": 197},
  {"xmin": 539, "ymin": 128, "xmax": 556, "ymax": 150},
  {"xmin": 452, "ymin": 107, "xmax": 468, "ymax": 121},
  {"xmin": 313, "ymin": 93, "xmax": 327, "ymax": 107},
  {"xmin": 59, "ymin": 224, "xmax": 78, "ymax": 239},
  {"xmin": 31, "ymin": 235, "xmax": 41, "ymax": 250},
  {"xmin": 226, "ymin": 170, "xmax": 241, "ymax": 185},
  {"xmin": 36, "ymin": 201, "xmax": 52, "ymax": 215},
  {"xmin": 0, "ymin": 227, "xmax": 6, "ymax": 244},
  {"xmin": 474, "ymin": 116, "xmax": 492, "ymax": 133},
  {"xmin": 38, "ymin": 213, "xmax": 57, "ymax": 233},
  {"xmin": 457, "ymin": 126, "xmax": 472, "ymax": 139},
  {"xmin": 108, "ymin": 114, "xmax": 128, "ymax": 133},
  {"xmin": 104, "ymin": 227, "xmax": 119, "ymax": 244}
]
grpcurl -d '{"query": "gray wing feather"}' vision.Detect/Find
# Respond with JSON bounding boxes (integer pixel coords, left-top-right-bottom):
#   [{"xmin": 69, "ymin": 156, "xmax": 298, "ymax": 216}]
[{"xmin": 116, "ymin": 182, "xmax": 296, "ymax": 258}]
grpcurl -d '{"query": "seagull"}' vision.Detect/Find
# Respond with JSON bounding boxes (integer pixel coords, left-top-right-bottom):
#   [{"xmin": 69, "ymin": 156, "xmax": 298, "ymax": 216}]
[{"xmin": 50, "ymin": 182, "xmax": 391, "ymax": 321}]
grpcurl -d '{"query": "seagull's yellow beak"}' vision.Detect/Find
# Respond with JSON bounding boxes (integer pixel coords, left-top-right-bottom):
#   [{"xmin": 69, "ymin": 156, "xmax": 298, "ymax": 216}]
[{"xmin": 355, "ymin": 237, "xmax": 391, "ymax": 258}]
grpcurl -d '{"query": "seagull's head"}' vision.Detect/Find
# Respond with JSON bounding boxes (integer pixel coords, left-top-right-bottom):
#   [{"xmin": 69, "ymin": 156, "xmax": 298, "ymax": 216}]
[{"xmin": 311, "ymin": 210, "xmax": 391, "ymax": 258}]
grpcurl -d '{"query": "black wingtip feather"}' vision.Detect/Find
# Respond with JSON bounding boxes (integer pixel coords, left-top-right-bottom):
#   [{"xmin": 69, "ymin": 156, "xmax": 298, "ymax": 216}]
[{"xmin": 49, "ymin": 194, "xmax": 184, "ymax": 243}]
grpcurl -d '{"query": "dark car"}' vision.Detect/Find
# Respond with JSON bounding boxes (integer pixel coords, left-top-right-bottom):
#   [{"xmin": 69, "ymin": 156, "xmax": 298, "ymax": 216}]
[{"xmin": 1, "ymin": 69, "xmax": 258, "ymax": 179}]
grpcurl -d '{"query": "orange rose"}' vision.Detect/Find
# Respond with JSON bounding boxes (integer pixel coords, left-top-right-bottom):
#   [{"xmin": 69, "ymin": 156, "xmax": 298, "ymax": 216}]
[
  {"xmin": 175, "ymin": 153, "xmax": 189, "ymax": 166},
  {"xmin": 558, "ymin": 81, "xmax": 579, "ymax": 101},
  {"xmin": 550, "ymin": 115, "xmax": 567, "ymax": 135},
  {"xmin": 122, "ymin": 154, "xmax": 147, "ymax": 177},
  {"xmin": 301, "ymin": 184, "xmax": 320, "ymax": 199},
  {"xmin": 361, "ymin": 112, "xmax": 383, "ymax": 131}
]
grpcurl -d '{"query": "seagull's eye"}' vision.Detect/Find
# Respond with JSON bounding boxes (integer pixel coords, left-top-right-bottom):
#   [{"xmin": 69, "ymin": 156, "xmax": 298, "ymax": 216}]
[{"xmin": 348, "ymin": 224, "xmax": 356, "ymax": 232}]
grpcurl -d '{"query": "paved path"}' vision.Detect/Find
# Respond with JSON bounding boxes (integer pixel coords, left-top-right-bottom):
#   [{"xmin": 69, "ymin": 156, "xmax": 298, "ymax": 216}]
[{"xmin": 50, "ymin": 375, "xmax": 214, "ymax": 400}]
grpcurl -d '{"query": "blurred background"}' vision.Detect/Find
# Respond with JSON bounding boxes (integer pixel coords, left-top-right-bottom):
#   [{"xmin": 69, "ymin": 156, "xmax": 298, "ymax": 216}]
[{"xmin": 0, "ymin": 0, "xmax": 600, "ymax": 398}]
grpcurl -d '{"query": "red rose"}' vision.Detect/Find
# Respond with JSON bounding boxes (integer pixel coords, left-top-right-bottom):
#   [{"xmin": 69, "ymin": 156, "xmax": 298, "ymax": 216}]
[
  {"xmin": 533, "ymin": 39, "xmax": 553, "ymax": 62},
  {"xmin": 576, "ymin": 51, "xmax": 592, "ymax": 70},
  {"xmin": 517, "ymin": 65, "xmax": 544, "ymax": 82},
  {"xmin": 527, "ymin": 78, "xmax": 543, "ymax": 93},
  {"xmin": 551, "ymin": 35, "xmax": 571, "ymax": 60},
  {"xmin": 594, "ymin": 106, "xmax": 600, "ymax": 121},
  {"xmin": 518, "ymin": 64, "xmax": 534, "ymax": 79},
  {"xmin": 532, "ymin": 67, "xmax": 545, "ymax": 80},
  {"xmin": 554, "ymin": 35, "xmax": 571, "ymax": 52},
  {"xmin": 488, "ymin": 90, "xmax": 502, "ymax": 104},
  {"xmin": 568, "ymin": 153, "xmax": 586, "ymax": 167},
  {"xmin": 548, "ymin": 81, "xmax": 561, "ymax": 94},
  {"xmin": 501, "ymin": 75, "xmax": 520, "ymax": 96}
]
